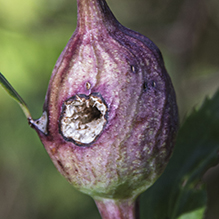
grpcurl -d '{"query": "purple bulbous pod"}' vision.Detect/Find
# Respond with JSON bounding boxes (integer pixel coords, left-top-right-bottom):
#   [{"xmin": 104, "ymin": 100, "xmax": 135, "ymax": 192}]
[{"xmin": 30, "ymin": 0, "xmax": 178, "ymax": 217}]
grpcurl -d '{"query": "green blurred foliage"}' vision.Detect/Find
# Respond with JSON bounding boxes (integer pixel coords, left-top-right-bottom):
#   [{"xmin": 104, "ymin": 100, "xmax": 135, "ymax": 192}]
[
  {"xmin": 178, "ymin": 208, "xmax": 206, "ymax": 219},
  {"xmin": 0, "ymin": 0, "xmax": 218, "ymax": 218}
]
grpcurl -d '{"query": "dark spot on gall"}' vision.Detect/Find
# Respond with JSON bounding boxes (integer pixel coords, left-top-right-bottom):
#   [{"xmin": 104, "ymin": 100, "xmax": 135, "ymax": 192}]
[
  {"xmin": 50, "ymin": 147, "xmax": 57, "ymax": 155},
  {"xmin": 143, "ymin": 82, "xmax": 148, "ymax": 91},
  {"xmin": 57, "ymin": 160, "xmax": 67, "ymax": 174}
]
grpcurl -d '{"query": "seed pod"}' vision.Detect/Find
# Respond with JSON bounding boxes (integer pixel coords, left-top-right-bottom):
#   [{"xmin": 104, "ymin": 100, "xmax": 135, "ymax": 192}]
[
  {"xmin": 30, "ymin": 0, "xmax": 178, "ymax": 216},
  {"xmin": 31, "ymin": 0, "xmax": 178, "ymax": 198}
]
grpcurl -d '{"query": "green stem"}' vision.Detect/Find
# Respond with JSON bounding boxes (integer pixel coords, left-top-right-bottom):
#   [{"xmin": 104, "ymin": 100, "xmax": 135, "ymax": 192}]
[{"xmin": 0, "ymin": 72, "xmax": 32, "ymax": 119}]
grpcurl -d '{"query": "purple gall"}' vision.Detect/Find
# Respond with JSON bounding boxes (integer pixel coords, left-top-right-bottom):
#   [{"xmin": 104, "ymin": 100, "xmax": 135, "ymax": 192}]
[
  {"xmin": 0, "ymin": 0, "xmax": 178, "ymax": 218},
  {"xmin": 32, "ymin": 0, "xmax": 178, "ymax": 213}
]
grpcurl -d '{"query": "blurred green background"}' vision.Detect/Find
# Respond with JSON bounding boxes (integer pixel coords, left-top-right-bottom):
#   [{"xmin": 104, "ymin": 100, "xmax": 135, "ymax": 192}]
[{"xmin": 0, "ymin": 0, "xmax": 218, "ymax": 218}]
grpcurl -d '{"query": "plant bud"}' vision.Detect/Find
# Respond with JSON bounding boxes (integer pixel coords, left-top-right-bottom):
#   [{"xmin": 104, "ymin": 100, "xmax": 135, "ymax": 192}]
[{"xmin": 31, "ymin": 0, "xmax": 178, "ymax": 203}]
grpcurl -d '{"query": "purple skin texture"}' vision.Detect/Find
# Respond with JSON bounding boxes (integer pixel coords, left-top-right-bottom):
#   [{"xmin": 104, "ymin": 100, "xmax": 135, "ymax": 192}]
[{"xmin": 30, "ymin": 0, "xmax": 178, "ymax": 218}]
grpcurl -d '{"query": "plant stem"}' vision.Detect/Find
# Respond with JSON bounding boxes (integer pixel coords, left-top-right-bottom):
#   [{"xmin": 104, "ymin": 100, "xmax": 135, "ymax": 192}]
[
  {"xmin": 0, "ymin": 72, "xmax": 32, "ymax": 119},
  {"xmin": 95, "ymin": 197, "xmax": 140, "ymax": 219}
]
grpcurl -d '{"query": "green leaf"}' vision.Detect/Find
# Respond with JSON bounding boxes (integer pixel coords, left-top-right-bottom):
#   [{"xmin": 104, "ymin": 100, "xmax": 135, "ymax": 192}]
[
  {"xmin": 177, "ymin": 207, "xmax": 206, "ymax": 219},
  {"xmin": 140, "ymin": 90, "xmax": 219, "ymax": 219},
  {"xmin": 0, "ymin": 72, "xmax": 31, "ymax": 119}
]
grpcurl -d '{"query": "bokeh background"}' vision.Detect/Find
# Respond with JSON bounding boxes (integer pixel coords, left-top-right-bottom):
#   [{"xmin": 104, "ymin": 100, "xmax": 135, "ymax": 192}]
[{"xmin": 0, "ymin": 0, "xmax": 218, "ymax": 218}]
